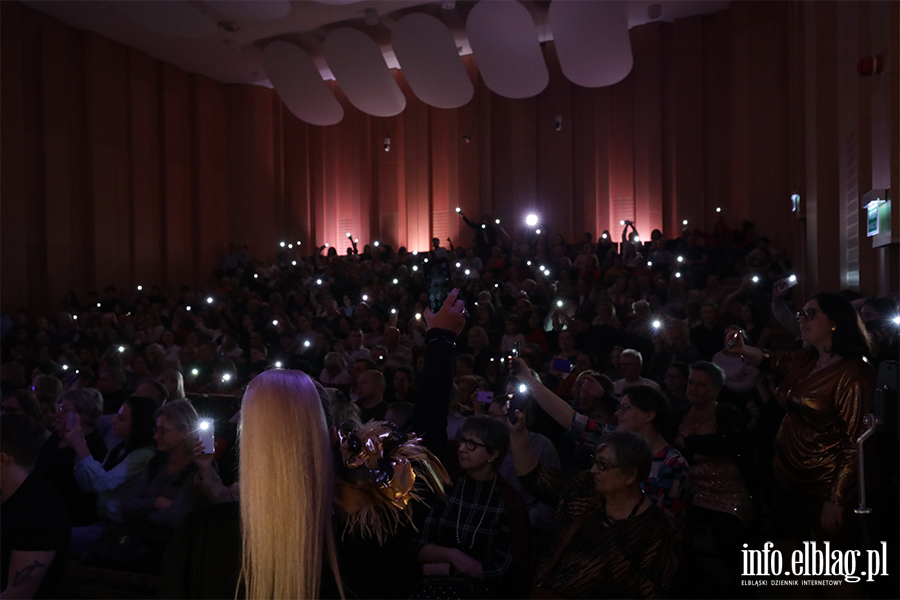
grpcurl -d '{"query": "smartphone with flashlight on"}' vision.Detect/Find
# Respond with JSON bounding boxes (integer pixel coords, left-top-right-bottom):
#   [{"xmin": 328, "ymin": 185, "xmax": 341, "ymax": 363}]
[
  {"xmin": 509, "ymin": 341, "xmax": 522, "ymax": 375},
  {"xmin": 198, "ymin": 419, "xmax": 215, "ymax": 454},
  {"xmin": 507, "ymin": 383, "xmax": 528, "ymax": 425},
  {"xmin": 775, "ymin": 275, "xmax": 799, "ymax": 295}
]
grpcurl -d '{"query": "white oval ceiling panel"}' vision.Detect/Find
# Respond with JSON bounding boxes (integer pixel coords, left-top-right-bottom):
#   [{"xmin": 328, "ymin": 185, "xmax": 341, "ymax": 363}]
[
  {"xmin": 113, "ymin": 0, "xmax": 217, "ymax": 39},
  {"xmin": 549, "ymin": 0, "xmax": 634, "ymax": 87},
  {"xmin": 203, "ymin": 1, "xmax": 291, "ymax": 22},
  {"xmin": 263, "ymin": 41, "xmax": 344, "ymax": 126},
  {"xmin": 466, "ymin": 0, "xmax": 549, "ymax": 99},
  {"xmin": 324, "ymin": 28, "xmax": 406, "ymax": 118},
  {"xmin": 393, "ymin": 13, "xmax": 473, "ymax": 109}
]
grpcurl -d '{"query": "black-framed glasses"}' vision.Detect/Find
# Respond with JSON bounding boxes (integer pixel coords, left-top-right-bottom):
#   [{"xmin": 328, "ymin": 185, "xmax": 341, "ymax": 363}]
[
  {"xmin": 796, "ymin": 308, "xmax": 819, "ymax": 322},
  {"xmin": 593, "ymin": 457, "xmax": 619, "ymax": 472},
  {"xmin": 458, "ymin": 437, "xmax": 491, "ymax": 452}
]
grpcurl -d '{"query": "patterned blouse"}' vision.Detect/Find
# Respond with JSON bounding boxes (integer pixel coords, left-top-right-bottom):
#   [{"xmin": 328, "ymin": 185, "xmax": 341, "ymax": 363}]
[
  {"xmin": 520, "ymin": 465, "xmax": 677, "ymax": 598},
  {"xmin": 568, "ymin": 412, "xmax": 692, "ymax": 525}
]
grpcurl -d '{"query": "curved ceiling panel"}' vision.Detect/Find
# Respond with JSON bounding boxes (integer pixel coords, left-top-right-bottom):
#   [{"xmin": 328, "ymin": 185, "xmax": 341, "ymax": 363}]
[
  {"xmin": 203, "ymin": 1, "xmax": 291, "ymax": 22},
  {"xmin": 324, "ymin": 28, "xmax": 406, "ymax": 118},
  {"xmin": 263, "ymin": 42, "xmax": 344, "ymax": 126},
  {"xmin": 393, "ymin": 13, "xmax": 473, "ymax": 109},
  {"xmin": 549, "ymin": 0, "xmax": 633, "ymax": 87},
  {"xmin": 113, "ymin": 0, "xmax": 217, "ymax": 39},
  {"xmin": 466, "ymin": 0, "xmax": 548, "ymax": 99}
]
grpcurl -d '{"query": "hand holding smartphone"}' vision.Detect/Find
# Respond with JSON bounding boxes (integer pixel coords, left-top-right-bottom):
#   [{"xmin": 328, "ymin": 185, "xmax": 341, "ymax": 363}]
[{"xmin": 198, "ymin": 420, "xmax": 215, "ymax": 454}]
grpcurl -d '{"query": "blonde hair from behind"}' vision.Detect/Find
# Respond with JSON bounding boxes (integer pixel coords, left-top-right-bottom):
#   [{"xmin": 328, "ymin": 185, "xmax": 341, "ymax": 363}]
[{"xmin": 238, "ymin": 369, "xmax": 343, "ymax": 600}]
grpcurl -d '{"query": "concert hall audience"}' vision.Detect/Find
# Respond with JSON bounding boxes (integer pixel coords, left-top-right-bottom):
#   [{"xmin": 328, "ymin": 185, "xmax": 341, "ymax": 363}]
[{"xmin": 1, "ymin": 219, "xmax": 896, "ymax": 598}]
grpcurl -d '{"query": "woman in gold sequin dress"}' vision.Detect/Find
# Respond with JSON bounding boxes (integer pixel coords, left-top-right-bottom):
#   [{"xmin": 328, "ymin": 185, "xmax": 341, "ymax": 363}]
[{"xmin": 724, "ymin": 292, "xmax": 874, "ymax": 543}]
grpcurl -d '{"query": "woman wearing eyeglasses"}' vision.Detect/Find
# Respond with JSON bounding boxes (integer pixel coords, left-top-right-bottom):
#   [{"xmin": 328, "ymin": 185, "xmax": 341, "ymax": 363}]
[
  {"xmin": 413, "ymin": 415, "xmax": 530, "ymax": 599},
  {"xmin": 723, "ymin": 292, "xmax": 874, "ymax": 544},
  {"xmin": 508, "ymin": 425, "xmax": 676, "ymax": 598}
]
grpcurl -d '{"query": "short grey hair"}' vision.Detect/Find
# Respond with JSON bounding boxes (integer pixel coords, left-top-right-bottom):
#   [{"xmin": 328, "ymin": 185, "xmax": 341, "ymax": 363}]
[
  {"xmin": 596, "ymin": 430, "xmax": 653, "ymax": 483},
  {"xmin": 689, "ymin": 361, "xmax": 726, "ymax": 390},
  {"xmin": 58, "ymin": 388, "xmax": 103, "ymax": 430},
  {"xmin": 621, "ymin": 348, "xmax": 643, "ymax": 365}
]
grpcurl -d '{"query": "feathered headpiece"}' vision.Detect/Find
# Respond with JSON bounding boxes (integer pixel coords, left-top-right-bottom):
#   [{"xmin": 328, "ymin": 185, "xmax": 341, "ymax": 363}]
[{"xmin": 333, "ymin": 420, "xmax": 450, "ymax": 544}]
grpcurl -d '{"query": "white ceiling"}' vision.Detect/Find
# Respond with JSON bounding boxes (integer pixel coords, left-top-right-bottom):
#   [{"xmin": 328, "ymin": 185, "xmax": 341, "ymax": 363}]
[{"xmin": 22, "ymin": 0, "xmax": 730, "ymax": 87}]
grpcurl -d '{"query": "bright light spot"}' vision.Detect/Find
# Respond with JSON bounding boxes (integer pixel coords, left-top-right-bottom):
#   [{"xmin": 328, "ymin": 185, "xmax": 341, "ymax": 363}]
[
  {"xmin": 634, "ymin": 236, "xmax": 640, "ymax": 243},
  {"xmin": 362, "ymin": 295, "xmax": 368, "ymax": 301},
  {"xmin": 602, "ymin": 233, "xmax": 608, "ymax": 239},
  {"xmin": 304, "ymin": 341, "xmax": 311, "ymax": 347},
  {"xmin": 456, "ymin": 262, "xmax": 461, "ymax": 268},
  {"xmin": 536, "ymin": 229, "xmax": 541, "ymax": 234},
  {"xmin": 272, "ymin": 320, "xmax": 279, "ymax": 326},
  {"xmin": 500, "ymin": 358, "xmax": 505, "ymax": 363},
  {"xmin": 412, "ymin": 266, "xmax": 418, "ymax": 271},
  {"xmin": 525, "ymin": 214, "xmax": 538, "ymax": 226},
  {"xmin": 620, "ymin": 220, "xmax": 625, "ymax": 225},
  {"xmin": 275, "ymin": 361, "xmax": 283, "ymax": 368},
  {"xmin": 137, "ymin": 285, "xmax": 143, "ymax": 291},
  {"xmin": 346, "ymin": 232, "xmax": 352, "ymax": 238},
  {"xmin": 682, "ymin": 219, "xmax": 688, "ymax": 226},
  {"xmin": 118, "ymin": 345, "xmax": 125, "ymax": 353},
  {"xmin": 518, "ymin": 384, "xmax": 526, "ymax": 393},
  {"xmin": 63, "ymin": 364, "xmax": 69, "ymax": 370},
  {"xmin": 652, "ymin": 320, "xmax": 661, "ymax": 329},
  {"xmin": 354, "ymin": 239, "xmax": 359, "ymax": 243},
  {"xmin": 716, "ymin": 207, "xmax": 722, "ymax": 213},
  {"xmin": 423, "ymin": 258, "xmax": 428, "ymax": 263},
  {"xmin": 647, "ymin": 261, "xmax": 653, "ymax": 267},
  {"xmin": 254, "ymin": 274, "xmax": 259, "ymax": 279},
  {"xmin": 481, "ymin": 224, "xmax": 486, "ymax": 229},
  {"xmin": 288, "ymin": 244, "xmax": 293, "ymax": 249},
  {"xmin": 527, "ymin": 261, "xmax": 531, "ymax": 266},
  {"xmin": 96, "ymin": 302, "xmax": 101, "ymax": 307},
  {"xmin": 186, "ymin": 306, "xmax": 192, "ymax": 311},
  {"xmin": 200, "ymin": 421, "xmax": 210, "ymax": 430},
  {"xmin": 393, "ymin": 279, "xmax": 398, "ymax": 285},
  {"xmin": 455, "ymin": 207, "xmax": 461, "ymax": 213},
  {"xmin": 677, "ymin": 256, "xmax": 684, "ymax": 263},
  {"xmin": 292, "ymin": 260, "xmax": 297, "ymax": 266},
  {"xmin": 316, "ymin": 279, "xmax": 322, "ymax": 285},
  {"xmin": 222, "ymin": 373, "xmax": 232, "ymax": 382},
  {"xmin": 465, "ymin": 269, "xmax": 471, "ymax": 275},
  {"xmin": 415, "ymin": 313, "xmax": 422, "ymax": 320},
  {"xmin": 789, "ymin": 275, "xmax": 797, "ymax": 282},
  {"xmin": 207, "ymin": 297, "xmax": 214, "ymax": 303},
  {"xmin": 297, "ymin": 241, "xmax": 301, "ymax": 245},
  {"xmin": 752, "ymin": 276, "xmax": 759, "ymax": 283},
  {"xmin": 325, "ymin": 243, "xmax": 329, "ymax": 248},
  {"xmin": 374, "ymin": 241, "xmax": 380, "ymax": 247},
  {"xmin": 73, "ymin": 315, "xmax": 78, "ymax": 320},
  {"xmin": 675, "ymin": 272, "xmax": 682, "ymax": 278},
  {"xmin": 557, "ymin": 300, "xmax": 564, "ymax": 307},
  {"xmin": 191, "ymin": 368, "xmax": 199, "ymax": 376},
  {"xmin": 391, "ymin": 308, "xmax": 397, "ymax": 314},
  {"xmin": 893, "ymin": 316, "xmax": 900, "ymax": 325},
  {"xmin": 412, "ymin": 251, "xmax": 418, "ymax": 256},
  {"xmin": 495, "ymin": 219, "xmax": 500, "ymax": 224},
  {"xmin": 540, "ymin": 266, "xmax": 546, "ymax": 272}
]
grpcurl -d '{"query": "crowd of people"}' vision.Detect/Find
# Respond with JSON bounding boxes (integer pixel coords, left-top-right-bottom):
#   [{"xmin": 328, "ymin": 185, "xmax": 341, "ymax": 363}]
[{"xmin": 1, "ymin": 215, "xmax": 898, "ymax": 599}]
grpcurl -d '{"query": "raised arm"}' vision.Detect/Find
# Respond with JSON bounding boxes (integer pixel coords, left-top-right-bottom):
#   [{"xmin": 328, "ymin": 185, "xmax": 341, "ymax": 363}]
[{"xmin": 509, "ymin": 358, "xmax": 575, "ymax": 428}]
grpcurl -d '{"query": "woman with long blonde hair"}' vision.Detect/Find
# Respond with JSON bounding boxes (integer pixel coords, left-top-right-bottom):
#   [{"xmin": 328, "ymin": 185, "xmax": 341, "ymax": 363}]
[
  {"xmin": 157, "ymin": 370, "xmax": 342, "ymax": 599},
  {"xmin": 239, "ymin": 369, "xmax": 343, "ymax": 599}
]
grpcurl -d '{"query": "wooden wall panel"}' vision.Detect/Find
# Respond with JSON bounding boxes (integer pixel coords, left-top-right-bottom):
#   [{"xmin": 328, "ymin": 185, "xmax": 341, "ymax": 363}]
[{"xmin": 2, "ymin": 0, "xmax": 896, "ymax": 315}]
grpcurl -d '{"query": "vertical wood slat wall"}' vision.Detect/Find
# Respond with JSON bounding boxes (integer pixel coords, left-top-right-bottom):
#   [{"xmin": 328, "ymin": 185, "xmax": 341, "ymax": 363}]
[{"xmin": 1, "ymin": 1, "xmax": 896, "ymax": 315}]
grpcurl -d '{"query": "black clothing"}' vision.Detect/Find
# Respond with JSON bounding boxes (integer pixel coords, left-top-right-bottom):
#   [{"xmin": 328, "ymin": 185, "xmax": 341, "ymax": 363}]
[
  {"xmin": 101, "ymin": 387, "xmax": 130, "ymax": 415},
  {"xmin": 157, "ymin": 502, "xmax": 343, "ymax": 600},
  {"xmin": 1, "ymin": 472, "xmax": 71, "ymax": 598},
  {"xmin": 358, "ymin": 400, "xmax": 388, "ymax": 424},
  {"xmin": 690, "ymin": 323, "xmax": 725, "ymax": 361},
  {"xmin": 35, "ymin": 431, "xmax": 108, "ymax": 526}
]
